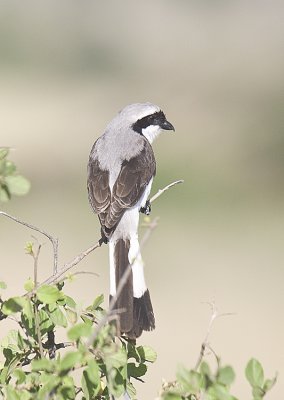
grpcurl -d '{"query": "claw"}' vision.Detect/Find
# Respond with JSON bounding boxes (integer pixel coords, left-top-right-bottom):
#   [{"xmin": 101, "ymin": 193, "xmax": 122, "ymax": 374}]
[{"xmin": 140, "ymin": 200, "xmax": 151, "ymax": 215}]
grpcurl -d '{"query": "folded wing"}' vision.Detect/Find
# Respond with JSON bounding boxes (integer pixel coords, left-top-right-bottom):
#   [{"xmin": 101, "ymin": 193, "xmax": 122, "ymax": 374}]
[{"xmin": 87, "ymin": 140, "xmax": 156, "ymax": 239}]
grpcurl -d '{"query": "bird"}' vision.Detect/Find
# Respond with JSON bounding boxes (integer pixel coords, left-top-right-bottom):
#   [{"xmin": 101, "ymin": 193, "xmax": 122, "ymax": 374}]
[{"xmin": 87, "ymin": 103, "xmax": 175, "ymax": 339}]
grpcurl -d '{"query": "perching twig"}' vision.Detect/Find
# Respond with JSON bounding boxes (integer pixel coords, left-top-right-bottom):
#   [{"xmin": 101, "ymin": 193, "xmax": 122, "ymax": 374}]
[
  {"xmin": 0, "ymin": 211, "xmax": 59, "ymax": 274},
  {"xmin": 149, "ymin": 180, "xmax": 184, "ymax": 204}
]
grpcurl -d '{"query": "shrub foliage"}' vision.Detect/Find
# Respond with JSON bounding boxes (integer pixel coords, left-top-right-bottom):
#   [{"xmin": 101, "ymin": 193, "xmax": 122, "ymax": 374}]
[{"xmin": 0, "ymin": 148, "xmax": 277, "ymax": 399}]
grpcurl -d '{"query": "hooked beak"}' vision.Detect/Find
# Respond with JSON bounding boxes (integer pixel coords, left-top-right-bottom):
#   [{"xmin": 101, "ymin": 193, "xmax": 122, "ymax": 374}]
[{"xmin": 161, "ymin": 119, "xmax": 175, "ymax": 132}]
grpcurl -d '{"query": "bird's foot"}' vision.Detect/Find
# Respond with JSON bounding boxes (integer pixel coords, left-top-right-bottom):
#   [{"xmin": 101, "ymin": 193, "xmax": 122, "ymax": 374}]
[
  {"xmin": 140, "ymin": 200, "xmax": 151, "ymax": 215},
  {"xmin": 99, "ymin": 234, "xmax": 109, "ymax": 246}
]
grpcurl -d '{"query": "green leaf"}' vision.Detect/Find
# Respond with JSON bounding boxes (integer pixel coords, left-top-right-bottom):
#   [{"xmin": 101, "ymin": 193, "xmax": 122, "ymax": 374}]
[
  {"xmin": 200, "ymin": 361, "xmax": 211, "ymax": 377},
  {"xmin": 127, "ymin": 342, "xmax": 140, "ymax": 362},
  {"xmin": 66, "ymin": 308, "xmax": 77, "ymax": 324},
  {"xmin": 87, "ymin": 359, "xmax": 100, "ymax": 384},
  {"xmin": 81, "ymin": 359, "xmax": 100, "ymax": 399},
  {"xmin": 105, "ymin": 347, "xmax": 127, "ymax": 370},
  {"xmin": 127, "ymin": 362, "xmax": 147, "ymax": 378},
  {"xmin": 176, "ymin": 365, "xmax": 202, "ymax": 395},
  {"xmin": 2, "ymin": 297, "xmax": 25, "ymax": 315},
  {"xmin": 263, "ymin": 375, "xmax": 277, "ymax": 393},
  {"xmin": 38, "ymin": 308, "xmax": 54, "ymax": 334},
  {"xmin": 126, "ymin": 381, "xmax": 137, "ymax": 399},
  {"xmin": 252, "ymin": 386, "xmax": 265, "ymax": 399},
  {"xmin": 107, "ymin": 368, "xmax": 125, "ymax": 398},
  {"xmin": 13, "ymin": 369, "xmax": 26, "ymax": 384},
  {"xmin": 245, "ymin": 358, "xmax": 264, "ymax": 388},
  {"xmin": 3, "ymin": 160, "xmax": 16, "ymax": 175},
  {"xmin": 15, "ymin": 391, "xmax": 31, "ymax": 400},
  {"xmin": 37, "ymin": 375, "xmax": 60, "ymax": 397},
  {"xmin": 136, "ymin": 345, "xmax": 157, "ymax": 363},
  {"xmin": 37, "ymin": 285, "xmax": 62, "ymax": 304},
  {"xmin": 0, "ymin": 148, "xmax": 9, "ymax": 160},
  {"xmin": 0, "ymin": 281, "xmax": 7, "ymax": 290},
  {"xmin": 0, "ymin": 186, "xmax": 10, "ymax": 202},
  {"xmin": 65, "ymin": 295, "xmax": 76, "ymax": 308},
  {"xmin": 5, "ymin": 386, "xmax": 21, "ymax": 400},
  {"xmin": 48, "ymin": 304, "xmax": 67, "ymax": 327},
  {"xmin": 59, "ymin": 351, "xmax": 82, "ymax": 372},
  {"xmin": 24, "ymin": 278, "xmax": 34, "ymax": 292},
  {"xmin": 21, "ymin": 298, "xmax": 35, "ymax": 337},
  {"xmin": 24, "ymin": 242, "xmax": 34, "ymax": 256},
  {"xmin": 17, "ymin": 331, "xmax": 25, "ymax": 351},
  {"xmin": 32, "ymin": 358, "xmax": 54, "ymax": 372},
  {"xmin": 92, "ymin": 294, "xmax": 104, "ymax": 309},
  {"xmin": 5, "ymin": 352, "xmax": 23, "ymax": 378},
  {"xmin": 207, "ymin": 383, "xmax": 236, "ymax": 400},
  {"xmin": 162, "ymin": 393, "xmax": 183, "ymax": 400},
  {"xmin": 0, "ymin": 366, "xmax": 8, "ymax": 384},
  {"xmin": 22, "ymin": 297, "xmax": 33, "ymax": 321},
  {"xmin": 218, "ymin": 366, "xmax": 235, "ymax": 386},
  {"xmin": 1, "ymin": 329, "xmax": 20, "ymax": 351},
  {"xmin": 5, "ymin": 175, "xmax": 30, "ymax": 196},
  {"xmin": 68, "ymin": 323, "xmax": 92, "ymax": 341},
  {"xmin": 59, "ymin": 376, "xmax": 76, "ymax": 399}
]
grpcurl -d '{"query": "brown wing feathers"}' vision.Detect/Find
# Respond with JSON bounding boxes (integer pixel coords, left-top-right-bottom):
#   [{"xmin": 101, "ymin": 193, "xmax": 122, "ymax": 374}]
[{"xmin": 87, "ymin": 140, "xmax": 156, "ymax": 240}]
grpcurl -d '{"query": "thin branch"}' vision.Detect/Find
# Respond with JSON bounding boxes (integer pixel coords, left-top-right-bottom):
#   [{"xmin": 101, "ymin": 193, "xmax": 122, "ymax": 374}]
[
  {"xmin": 32, "ymin": 244, "xmax": 44, "ymax": 359},
  {"xmin": 149, "ymin": 179, "xmax": 184, "ymax": 204},
  {"xmin": 195, "ymin": 302, "xmax": 235, "ymax": 370},
  {"xmin": 0, "ymin": 211, "xmax": 59, "ymax": 274},
  {"xmin": 41, "ymin": 241, "xmax": 101, "ymax": 286},
  {"xmin": 33, "ymin": 243, "xmax": 41, "ymax": 288},
  {"xmin": 67, "ymin": 271, "xmax": 99, "ymax": 278},
  {"xmin": 194, "ymin": 302, "xmax": 218, "ymax": 370},
  {"xmin": 86, "ymin": 217, "xmax": 159, "ymax": 346}
]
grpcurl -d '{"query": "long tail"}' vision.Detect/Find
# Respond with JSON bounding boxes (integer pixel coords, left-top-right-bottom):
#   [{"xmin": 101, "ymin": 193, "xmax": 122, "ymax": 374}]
[{"xmin": 109, "ymin": 236, "xmax": 155, "ymax": 339}]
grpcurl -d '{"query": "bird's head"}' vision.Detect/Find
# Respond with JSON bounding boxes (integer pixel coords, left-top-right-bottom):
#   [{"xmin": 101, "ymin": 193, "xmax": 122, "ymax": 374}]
[{"xmin": 113, "ymin": 103, "xmax": 175, "ymax": 143}]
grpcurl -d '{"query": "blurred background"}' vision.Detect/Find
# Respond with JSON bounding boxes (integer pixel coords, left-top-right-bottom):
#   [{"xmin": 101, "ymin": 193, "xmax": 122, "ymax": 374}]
[{"xmin": 0, "ymin": 0, "xmax": 283, "ymax": 398}]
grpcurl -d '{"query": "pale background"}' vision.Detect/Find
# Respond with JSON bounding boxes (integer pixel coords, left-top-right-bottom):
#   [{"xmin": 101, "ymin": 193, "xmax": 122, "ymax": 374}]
[{"xmin": 0, "ymin": 1, "xmax": 283, "ymax": 399}]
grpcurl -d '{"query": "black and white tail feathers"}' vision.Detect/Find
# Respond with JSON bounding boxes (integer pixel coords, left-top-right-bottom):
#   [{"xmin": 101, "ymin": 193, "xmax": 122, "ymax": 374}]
[{"xmin": 110, "ymin": 238, "xmax": 155, "ymax": 339}]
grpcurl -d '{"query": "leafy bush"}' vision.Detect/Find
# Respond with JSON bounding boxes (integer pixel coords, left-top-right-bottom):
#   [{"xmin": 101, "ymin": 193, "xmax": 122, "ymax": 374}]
[
  {"xmin": 0, "ymin": 278, "xmax": 157, "ymax": 399},
  {"xmin": 160, "ymin": 358, "xmax": 276, "ymax": 400},
  {"xmin": 0, "ymin": 275, "xmax": 277, "ymax": 399},
  {"xmin": 0, "ymin": 151, "xmax": 277, "ymax": 399}
]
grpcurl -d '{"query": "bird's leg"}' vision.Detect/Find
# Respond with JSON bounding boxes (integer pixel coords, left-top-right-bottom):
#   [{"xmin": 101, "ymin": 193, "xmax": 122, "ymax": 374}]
[
  {"xmin": 140, "ymin": 199, "xmax": 151, "ymax": 216},
  {"xmin": 99, "ymin": 229, "xmax": 109, "ymax": 246}
]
